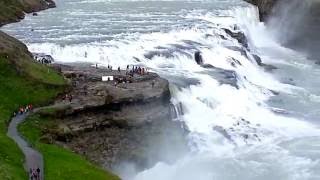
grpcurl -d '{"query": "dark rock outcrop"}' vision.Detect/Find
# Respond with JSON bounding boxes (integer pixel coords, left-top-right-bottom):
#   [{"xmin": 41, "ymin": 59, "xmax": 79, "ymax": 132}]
[
  {"xmin": 252, "ymin": 54, "xmax": 262, "ymax": 65},
  {"xmin": 244, "ymin": 0, "xmax": 278, "ymax": 21},
  {"xmin": 200, "ymin": 64, "xmax": 239, "ymax": 89},
  {"xmin": 251, "ymin": 54, "xmax": 278, "ymax": 71},
  {"xmin": 223, "ymin": 29, "xmax": 248, "ymax": 48},
  {"xmin": 194, "ymin": 51, "xmax": 203, "ymax": 65},
  {"xmin": 225, "ymin": 46, "xmax": 249, "ymax": 58}
]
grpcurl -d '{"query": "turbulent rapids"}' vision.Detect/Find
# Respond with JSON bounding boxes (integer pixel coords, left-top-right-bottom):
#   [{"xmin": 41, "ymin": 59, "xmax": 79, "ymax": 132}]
[{"xmin": 3, "ymin": 0, "xmax": 320, "ymax": 179}]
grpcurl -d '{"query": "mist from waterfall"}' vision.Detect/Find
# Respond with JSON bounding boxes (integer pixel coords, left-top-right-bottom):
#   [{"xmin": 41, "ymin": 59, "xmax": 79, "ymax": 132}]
[{"xmin": 268, "ymin": 0, "xmax": 320, "ymax": 61}]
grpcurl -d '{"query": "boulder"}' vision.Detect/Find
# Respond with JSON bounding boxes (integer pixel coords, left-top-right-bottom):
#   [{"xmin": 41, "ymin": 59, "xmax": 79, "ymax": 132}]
[
  {"xmin": 226, "ymin": 46, "xmax": 249, "ymax": 58},
  {"xmin": 252, "ymin": 54, "xmax": 262, "ymax": 65},
  {"xmin": 252, "ymin": 54, "xmax": 278, "ymax": 71},
  {"xmin": 194, "ymin": 51, "xmax": 203, "ymax": 65},
  {"xmin": 223, "ymin": 28, "xmax": 248, "ymax": 48}
]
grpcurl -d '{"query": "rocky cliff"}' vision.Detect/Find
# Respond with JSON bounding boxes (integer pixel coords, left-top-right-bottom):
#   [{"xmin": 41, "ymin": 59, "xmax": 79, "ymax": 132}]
[
  {"xmin": 244, "ymin": 0, "xmax": 278, "ymax": 21},
  {"xmin": 38, "ymin": 64, "xmax": 188, "ymax": 172}
]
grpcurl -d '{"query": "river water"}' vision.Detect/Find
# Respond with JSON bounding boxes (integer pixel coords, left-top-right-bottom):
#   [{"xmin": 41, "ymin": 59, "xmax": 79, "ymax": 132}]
[{"xmin": 2, "ymin": 0, "xmax": 320, "ymax": 179}]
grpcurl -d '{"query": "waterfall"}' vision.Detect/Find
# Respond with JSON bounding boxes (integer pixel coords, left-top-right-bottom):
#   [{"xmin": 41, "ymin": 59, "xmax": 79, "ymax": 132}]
[{"xmin": 3, "ymin": 0, "xmax": 320, "ymax": 179}]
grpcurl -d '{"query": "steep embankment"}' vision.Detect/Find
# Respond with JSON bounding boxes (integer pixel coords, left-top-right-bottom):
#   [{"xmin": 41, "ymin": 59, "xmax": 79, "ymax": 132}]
[
  {"xmin": 0, "ymin": 1, "xmax": 118, "ymax": 179},
  {"xmin": 0, "ymin": 30, "xmax": 66, "ymax": 179},
  {"xmin": 244, "ymin": 0, "xmax": 278, "ymax": 21},
  {"xmin": 0, "ymin": 2, "xmax": 65, "ymax": 177}
]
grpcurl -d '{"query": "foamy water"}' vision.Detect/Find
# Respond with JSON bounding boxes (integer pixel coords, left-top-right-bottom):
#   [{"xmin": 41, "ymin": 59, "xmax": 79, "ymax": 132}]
[{"xmin": 2, "ymin": 0, "xmax": 320, "ymax": 179}]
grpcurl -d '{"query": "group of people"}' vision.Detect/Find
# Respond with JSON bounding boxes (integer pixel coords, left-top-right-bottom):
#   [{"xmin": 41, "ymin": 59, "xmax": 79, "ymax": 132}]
[
  {"xmin": 106, "ymin": 64, "xmax": 149, "ymax": 77},
  {"xmin": 13, "ymin": 104, "xmax": 33, "ymax": 117},
  {"xmin": 126, "ymin": 65, "xmax": 148, "ymax": 77},
  {"xmin": 29, "ymin": 167, "xmax": 41, "ymax": 180}
]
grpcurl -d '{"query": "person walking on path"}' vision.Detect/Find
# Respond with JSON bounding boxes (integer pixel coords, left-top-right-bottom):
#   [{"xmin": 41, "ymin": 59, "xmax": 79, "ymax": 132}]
[
  {"xmin": 8, "ymin": 109, "xmax": 45, "ymax": 180},
  {"xmin": 36, "ymin": 167, "xmax": 41, "ymax": 180}
]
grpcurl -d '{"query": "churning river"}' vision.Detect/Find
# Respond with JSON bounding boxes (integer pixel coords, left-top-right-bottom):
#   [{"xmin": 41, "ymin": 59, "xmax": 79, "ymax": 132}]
[{"xmin": 2, "ymin": 0, "xmax": 320, "ymax": 179}]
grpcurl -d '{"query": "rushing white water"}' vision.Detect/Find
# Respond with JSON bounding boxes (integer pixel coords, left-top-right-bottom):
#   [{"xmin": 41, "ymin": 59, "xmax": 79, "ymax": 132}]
[{"xmin": 2, "ymin": 0, "xmax": 320, "ymax": 179}]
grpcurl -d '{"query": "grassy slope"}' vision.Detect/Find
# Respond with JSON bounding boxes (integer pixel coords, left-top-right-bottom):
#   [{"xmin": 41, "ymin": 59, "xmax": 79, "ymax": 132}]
[
  {"xmin": 0, "ymin": 0, "xmax": 54, "ymax": 26},
  {"xmin": 19, "ymin": 114, "xmax": 119, "ymax": 180},
  {"xmin": 0, "ymin": 0, "xmax": 24, "ymax": 25},
  {"xmin": 0, "ymin": 57, "xmax": 66, "ymax": 179}
]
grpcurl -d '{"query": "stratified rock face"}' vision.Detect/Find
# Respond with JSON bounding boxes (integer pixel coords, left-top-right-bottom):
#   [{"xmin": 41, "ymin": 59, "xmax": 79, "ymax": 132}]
[
  {"xmin": 43, "ymin": 64, "xmax": 188, "ymax": 171},
  {"xmin": 244, "ymin": 0, "xmax": 278, "ymax": 21}
]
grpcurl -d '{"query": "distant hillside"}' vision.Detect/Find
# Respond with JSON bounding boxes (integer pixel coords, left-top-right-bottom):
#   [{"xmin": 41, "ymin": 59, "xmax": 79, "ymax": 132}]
[{"xmin": 0, "ymin": 0, "xmax": 55, "ymax": 26}]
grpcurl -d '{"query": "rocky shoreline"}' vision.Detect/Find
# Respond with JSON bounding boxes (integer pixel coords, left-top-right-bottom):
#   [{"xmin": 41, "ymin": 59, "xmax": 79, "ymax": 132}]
[
  {"xmin": 0, "ymin": 0, "xmax": 56, "ymax": 26},
  {"xmin": 38, "ymin": 63, "xmax": 188, "ymax": 172}
]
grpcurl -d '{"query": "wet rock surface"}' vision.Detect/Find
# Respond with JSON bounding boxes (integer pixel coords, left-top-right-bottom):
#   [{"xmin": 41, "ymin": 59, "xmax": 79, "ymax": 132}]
[
  {"xmin": 223, "ymin": 28, "xmax": 249, "ymax": 48},
  {"xmin": 42, "ymin": 64, "xmax": 188, "ymax": 171},
  {"xmin": 244, "ymin": 0, "xmax": 278, "ymax": 21}
]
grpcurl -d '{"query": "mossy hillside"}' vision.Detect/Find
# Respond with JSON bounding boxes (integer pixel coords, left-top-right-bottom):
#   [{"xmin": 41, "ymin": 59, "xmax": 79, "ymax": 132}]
[
  {"xmin": 19, "ymin": 114, "xmax": 120, "ymax": 180},
  {"xmin": 0, "ymin": 0, "xmax": 24, "ymax": 25},
  {"xmin": 0, "ymin": 0, "xmax": 55, "ymax": 26},
  {"xmin": 0, "ymin": 31, "xmax": 66, "ymax": 85}
]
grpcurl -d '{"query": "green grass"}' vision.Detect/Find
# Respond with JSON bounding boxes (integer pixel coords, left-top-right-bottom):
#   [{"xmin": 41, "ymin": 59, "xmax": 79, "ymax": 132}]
[
  {"xmin": 22, "ymin": 58, "xmax": 66, "ymax": 85},
  {"xmin": 0, "ymin": 0, "xmax": 53, "ymax": 25},
  {"xmin": 0, "ymin": 57, "xmax": 66, "ymax": 179},
  {"xmin": 19, "ymin": 114, "xmax": 120, "ymax": 180},
  {"xmin": 0, "ymin": 0, "xmax": 24, "ymax": 25},
  {"xmin": 0, "ymin": 56, "xmax": 119, "ymax": 179}
]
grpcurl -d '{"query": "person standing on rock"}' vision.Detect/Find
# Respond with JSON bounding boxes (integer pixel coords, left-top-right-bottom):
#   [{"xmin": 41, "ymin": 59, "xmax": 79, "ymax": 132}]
[
  {"xmin": 151, "ymin": 80, "xmax": 155, "ymax": 88},
  {"xmin": 69, "ymin": 94, "xmax": 73, "ymax": 102},
  {"xmin": 142, "ymin": 68, "xmax": 145, "ymax": 75},
  {"xmin": 118, "ymin": 66, "xmax": 121, "ymax": 73}
]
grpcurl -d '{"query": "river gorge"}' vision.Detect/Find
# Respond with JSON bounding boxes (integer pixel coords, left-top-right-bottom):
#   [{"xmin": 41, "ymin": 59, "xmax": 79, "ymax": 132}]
[{"xmin": 2, "ymin": 0, "xmax": 320, "ymax": 179}]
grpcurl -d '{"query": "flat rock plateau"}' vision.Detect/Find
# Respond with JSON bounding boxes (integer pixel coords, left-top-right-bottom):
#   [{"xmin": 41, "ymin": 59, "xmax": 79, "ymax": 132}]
[{"xmin": 40, "ymin": 63, "xmax": 188, "ymax": 172}]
